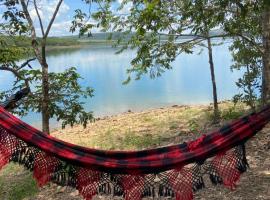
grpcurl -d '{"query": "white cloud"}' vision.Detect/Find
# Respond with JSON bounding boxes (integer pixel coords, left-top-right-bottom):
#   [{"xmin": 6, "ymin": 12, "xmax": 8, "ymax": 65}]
[
  {"xmin": 28, "ymin": 0, "xmax": 70, "ymax": 36},
  {"xmin": 50, "ymin": 20, "xmax": 72, "ymax": 36}
]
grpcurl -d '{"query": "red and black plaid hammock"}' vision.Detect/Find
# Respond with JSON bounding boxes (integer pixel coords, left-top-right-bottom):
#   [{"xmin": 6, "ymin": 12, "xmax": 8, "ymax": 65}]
[{"xmin": 0, "ymin": 105, "xmax": 270, "ymax": 200}]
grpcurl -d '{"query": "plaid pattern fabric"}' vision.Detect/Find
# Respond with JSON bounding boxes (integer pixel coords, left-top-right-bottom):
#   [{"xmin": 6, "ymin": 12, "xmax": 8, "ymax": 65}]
[{"xmin": 0, "ymin": 105, "xmax": 270, "ymax": 200}]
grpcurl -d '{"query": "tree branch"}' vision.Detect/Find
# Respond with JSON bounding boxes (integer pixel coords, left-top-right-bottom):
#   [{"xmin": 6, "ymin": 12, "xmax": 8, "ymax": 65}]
[
  {"xmin": 176, "ymin": 38, "xmax": 205, "ymax": 48},
  {"xmin": 18, "ymin": 58, "xmax": 36, "ymax": 70},
  {"xmin": 34, "ymin": 0, "xmax": 45, "ymax": 37},
  {"xmin": 158, "ymin": 32, "xmax": 232, "ymax": 40},
  {"xmin": 237, "ymin": 33, "xmax": 264, "ymax": 54},
  {"xmin": 0, "ymin": 65, "xmax": 30, "ymax": 88},
  {"xmin": 20, "ymin": 0, "xmax": 42, "ymax": 63},
  {"xmin": 44, "ymin": 0, "xmax": 63, "ymax": 38}
]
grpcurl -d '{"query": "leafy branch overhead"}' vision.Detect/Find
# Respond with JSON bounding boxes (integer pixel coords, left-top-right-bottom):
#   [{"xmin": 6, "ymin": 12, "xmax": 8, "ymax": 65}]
[
  {"xmin": 0, "ymin": 0, "xmax": 94, "ymax": 132},
  {"xmin": 19, "ymin": 68, "xmax": 94, "ymax": 129},
  {"xmin": 74, "ymin": 0, "xmax": 266, "ymax": 112}
]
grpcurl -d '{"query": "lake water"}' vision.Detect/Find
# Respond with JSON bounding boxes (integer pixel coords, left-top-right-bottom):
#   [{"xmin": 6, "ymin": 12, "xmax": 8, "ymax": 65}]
[{"xmin": 0, "ymin": 43, "xmax": 242, "ymax": 129}]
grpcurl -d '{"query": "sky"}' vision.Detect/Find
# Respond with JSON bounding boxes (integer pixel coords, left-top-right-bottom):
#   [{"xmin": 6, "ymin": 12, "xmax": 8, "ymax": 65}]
[{"xmin": 0, "ymin": 0, "xmax": 132, "ymax": 37}]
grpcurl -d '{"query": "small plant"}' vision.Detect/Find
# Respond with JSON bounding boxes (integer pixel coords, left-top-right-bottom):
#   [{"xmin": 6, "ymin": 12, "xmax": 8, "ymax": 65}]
[
  {"xmin": 230, "ymin": 39, "xmax": 262, "ymax": 112},
  {"xmin": 188, "ymin": 119, "xmax": 199, "ymax": 133},
  {"xmin": 221, "ymin": 106, "xmax": 244, "ymax": 120}
]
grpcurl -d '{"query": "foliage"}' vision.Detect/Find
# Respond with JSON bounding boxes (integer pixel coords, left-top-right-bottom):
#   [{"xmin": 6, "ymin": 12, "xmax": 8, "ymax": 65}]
[
  {"xmin": 220, "ymin": 1, "xmax": 263, "ymax": 110},
  {"xmin": 44, "ymin": 37, "xmax": 80, "ymax": 46},
  {"xmin": 221, "ymin": 106, "xmax": 245, "ymax": 121},
  {"xmin": 230, "ymin": 39, "xmax": 262, "ymax": 111},
  {"xmin": 0, "ymin": 35, "xmax": 80, "ymax": 48},
  {"xmin": 0, "ymin": 41, "xmax": 29, "ymax": 63},
  {"xmin": 188, "ymin": 119, "xmax": 200, "ymax": 133},
  {"xmin": 0, "ymin": 0, "xmax": 28, "ymax": 35},
  {"xmin": 0, "ymin": 26, "xmax": 31, "ymax": 63},
  {"xmin": 0, "ymin": 67, "xmax": 94, "ymax": 129},
  {"xmin": 205, "ymin": 107, "xmax": 221, "ymax": 123}
]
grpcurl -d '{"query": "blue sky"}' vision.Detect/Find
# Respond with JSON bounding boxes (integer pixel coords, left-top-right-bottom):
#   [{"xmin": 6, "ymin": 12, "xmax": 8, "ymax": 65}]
[{"xmin": 0, "ymin": 0, "xmax": 129, "ymax": 36}]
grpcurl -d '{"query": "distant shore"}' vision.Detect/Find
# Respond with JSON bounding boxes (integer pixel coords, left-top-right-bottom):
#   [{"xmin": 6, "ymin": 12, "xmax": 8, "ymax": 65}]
[{"xmin": 45, "ymin": 40, "xmax": 125, "ymax": 52}]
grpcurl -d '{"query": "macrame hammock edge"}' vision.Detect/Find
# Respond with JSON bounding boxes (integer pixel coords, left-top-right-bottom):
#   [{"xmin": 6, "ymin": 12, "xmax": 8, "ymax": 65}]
[{"xmin": 0, "ymin": 105, "xmax": 270, "ymax": 200}]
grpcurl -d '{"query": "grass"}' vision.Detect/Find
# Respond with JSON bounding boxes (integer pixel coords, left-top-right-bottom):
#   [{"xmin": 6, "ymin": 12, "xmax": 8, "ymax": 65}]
[
  {"xmin": 0, "ymin": 163, "xmax": 38, "ymax": 200},
  {"xmin": 52, "ymin": 101, "xmax": 248, "ymax": 150}
]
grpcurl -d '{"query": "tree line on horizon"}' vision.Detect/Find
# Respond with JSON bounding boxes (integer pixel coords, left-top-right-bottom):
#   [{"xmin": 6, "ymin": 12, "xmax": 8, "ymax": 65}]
[{"xmin": 0, "ymin": 0, "xmax": 269, "ymax": 134}]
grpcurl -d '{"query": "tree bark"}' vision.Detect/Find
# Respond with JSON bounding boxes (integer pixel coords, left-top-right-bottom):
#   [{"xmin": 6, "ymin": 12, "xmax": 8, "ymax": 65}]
[
  {"xmin": 41, "ymin": 41, "xmax": 50, "ymax": 134},
  {"xmin": 246, "ymin": 65, "xmax": 256, "ymax": 112},
  {"xmin": 262, "ymin": 4, "xmax": 270, "ymax": 105},
  {"xmin": 207, "ymin": 37, "xmax": 219, "ymax": 122}
]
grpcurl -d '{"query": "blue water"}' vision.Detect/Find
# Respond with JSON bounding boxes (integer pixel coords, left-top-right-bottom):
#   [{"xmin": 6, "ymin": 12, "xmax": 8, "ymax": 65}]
[{"xmin": 0, "ymin": 43, "xmax": 241, "ymax": 128}]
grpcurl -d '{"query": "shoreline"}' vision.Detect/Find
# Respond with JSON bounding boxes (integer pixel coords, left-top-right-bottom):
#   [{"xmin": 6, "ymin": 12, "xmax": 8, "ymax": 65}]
[
  {"xmin": 52, "ymin": 101, "xmax": 247, "ymax": 150},
  {"xmin": 50, "ymin": 100, "xmax": 230, "ymax": 131}
]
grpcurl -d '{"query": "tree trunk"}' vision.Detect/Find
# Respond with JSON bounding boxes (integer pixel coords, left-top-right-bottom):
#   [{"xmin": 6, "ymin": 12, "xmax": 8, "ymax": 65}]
[
  {"xmin": 262, "ymin": 4, "xmax": 270, "ymax": 105},
  {"xmin": 41, "ymin": 41, "xmax": 50, "ymax": 134},
  {"xmin": 207, "ymin": 37, "xmax": 219, "ymax": 122},
  {"xmin": 246, "ymin": 65, "xmax": 256, "ymax": 112}
]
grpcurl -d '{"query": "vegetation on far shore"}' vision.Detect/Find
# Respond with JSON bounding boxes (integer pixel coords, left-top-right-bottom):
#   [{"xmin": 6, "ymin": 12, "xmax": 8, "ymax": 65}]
[
  {"xmin": 0, "ymin": 33, "xmax": 127, "ymax": 50},
  {"xmin": 1, "ymin": 30, "xmax": 214, "ymax": 51}
]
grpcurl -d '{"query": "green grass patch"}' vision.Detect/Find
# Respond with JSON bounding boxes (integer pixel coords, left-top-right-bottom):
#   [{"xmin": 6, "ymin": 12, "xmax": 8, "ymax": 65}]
[
  {"xmin": 87, "ymin": 128, "xmax": 162, "ymax": 150},
  {"xmin": 122, "ymin": 130, "xmax": 161, "ymax": 149},
  {"xmin": 188, "ymin": 119, "xmax": 200, "ymax": 133},
  {"xmin": 0, "ymin": 163, "xmax": 38, "ymax": 200},
  {"xmin": 221, "ymin": 105, "xmax": 245, "ymax": 120}
]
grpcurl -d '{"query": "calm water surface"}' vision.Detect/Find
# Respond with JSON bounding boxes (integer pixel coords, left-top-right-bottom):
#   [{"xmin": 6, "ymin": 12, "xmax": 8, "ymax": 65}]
[{"xmin": 0, "ymin": 44, "xmax": 242, "ymax": 129}]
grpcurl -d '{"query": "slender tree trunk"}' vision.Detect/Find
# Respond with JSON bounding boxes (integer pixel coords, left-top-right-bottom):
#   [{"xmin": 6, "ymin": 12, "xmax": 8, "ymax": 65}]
[
  {"xmin": 41, "ymin": 40, "xmax": 50, "ymax": 134},
  {"xmin": 262, "ymin": 4, "xmax": 270, "ymax": 105},
  {"xmin": 20, "ymin": 0, "xmax": 63, "ymax": 134},
  {"xmin": 246, "ymin": 65, "xmax": 256, "ymax": 112},
  {"xmin": 207, "ymin": 37, "xmax": 219, "ymax": 122}
]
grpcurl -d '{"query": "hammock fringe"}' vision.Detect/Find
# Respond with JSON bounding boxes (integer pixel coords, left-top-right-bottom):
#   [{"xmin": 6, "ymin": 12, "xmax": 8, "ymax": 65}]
[
  {"xmin": 0, "ymin": 127, "xmax": 249, "ymax": 200},
  {"xmin": 1, "ymin": 105, "xmax": 270, "ymax": 200}
]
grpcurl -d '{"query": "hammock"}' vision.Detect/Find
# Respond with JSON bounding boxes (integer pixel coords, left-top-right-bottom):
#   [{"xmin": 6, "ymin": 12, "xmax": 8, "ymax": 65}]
[{"xmin": 0, "ymin": 104, "xmax": 270, "ymax": 200}]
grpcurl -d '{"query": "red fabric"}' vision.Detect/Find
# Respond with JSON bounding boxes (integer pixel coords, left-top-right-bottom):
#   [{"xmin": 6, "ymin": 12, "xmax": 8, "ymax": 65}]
[
  {"xmin": 211, "ymin": 151, "xmax": 241, "ymax": 189},
  {"xmin": 0, "ymin": 143, "xmax": 10, "ymax": 170},
  {"xmin": 33, "ymin": 152, "xmax": 61, "ymax": 187},
  {"xmin": 168, "ymin": 168, "xmax": 194, "ymax": 200},
  {"xmin": 122, "ymin": 175, "xmax": 145, "ymax": 200},
  {"xmin": 0, "ymin": 129, "xmax": 18, "ymax": 170},
  {"xmin": 76, "ymin": 168, "xmax": 102, "ymax": 200},
  {"xmin": 187, "ymin": 134, "xmax": 207, "ymax": 151},
  {"xmin": 0, "ymin": 106, "xmax": 269, "ymax": 174}
]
